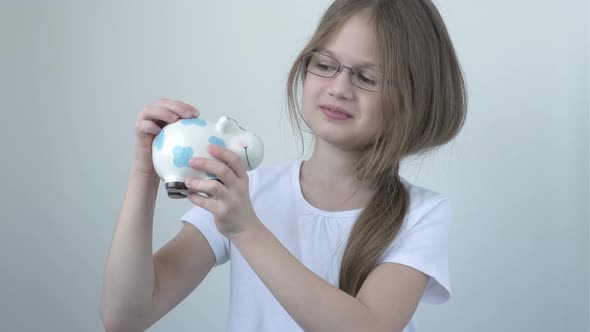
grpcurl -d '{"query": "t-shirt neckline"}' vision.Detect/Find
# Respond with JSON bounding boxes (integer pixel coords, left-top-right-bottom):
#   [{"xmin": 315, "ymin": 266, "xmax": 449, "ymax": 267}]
[{"xmin": 292, "ymin": 159, "xmax": 364, "ymax": 218}]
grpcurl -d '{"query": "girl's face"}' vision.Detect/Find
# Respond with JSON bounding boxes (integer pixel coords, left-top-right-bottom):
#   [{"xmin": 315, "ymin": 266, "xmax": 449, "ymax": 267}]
[{"xmin": 302, "ymin": 11, "xmax": 384, "ymax": 150}]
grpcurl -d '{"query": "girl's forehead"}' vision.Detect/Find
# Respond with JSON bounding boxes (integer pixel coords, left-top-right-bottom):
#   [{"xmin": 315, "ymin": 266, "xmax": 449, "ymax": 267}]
[
  {"xmin": 315, "ymin": 46, "xmax": 380, "ymax": 69},
  {"xmin": 317, "ymin": 13, "xmax": 380, "ymax": 66}
]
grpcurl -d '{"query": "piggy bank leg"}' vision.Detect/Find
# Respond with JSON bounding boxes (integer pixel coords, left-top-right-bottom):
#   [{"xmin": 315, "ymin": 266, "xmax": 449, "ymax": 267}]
[
  {"xmin": 165, "ymin": 179, "xmax": 223, "ymax": 199},
  {"xmin": 165, "ymin": 182, "xmax": 189, "ymax": 199}
]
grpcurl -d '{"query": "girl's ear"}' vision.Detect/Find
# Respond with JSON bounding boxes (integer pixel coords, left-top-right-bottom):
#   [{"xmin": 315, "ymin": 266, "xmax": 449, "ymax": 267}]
[
  {"xmin": 216, "ymin": 116, "xmax": 240, "ymax": 134},
  {"xmin": 216, "ymin": 116, "xmax": 230, "ymax": 134}
]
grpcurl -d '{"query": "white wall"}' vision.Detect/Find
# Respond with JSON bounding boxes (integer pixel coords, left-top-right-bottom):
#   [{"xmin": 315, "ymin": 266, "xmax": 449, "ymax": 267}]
[{"xmin": 0, "ymin": 1, "xmax": 587, "ymax": 331}]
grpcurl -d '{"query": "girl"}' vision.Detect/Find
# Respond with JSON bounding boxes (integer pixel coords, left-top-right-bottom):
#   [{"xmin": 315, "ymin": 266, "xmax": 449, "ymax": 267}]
[{"xmin": 100, "ymin": 0, "xmax": 467, "ymax": 331}]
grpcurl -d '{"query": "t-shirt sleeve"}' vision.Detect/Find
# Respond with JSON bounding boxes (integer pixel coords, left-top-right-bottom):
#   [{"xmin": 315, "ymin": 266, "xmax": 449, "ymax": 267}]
[
  {"xmin": 377, "ymin": 196, "xmax": 453, "ymax": 304},
  {"xmin": 180, "ymin": 205, "xmax": 231, "ymax": 266}
]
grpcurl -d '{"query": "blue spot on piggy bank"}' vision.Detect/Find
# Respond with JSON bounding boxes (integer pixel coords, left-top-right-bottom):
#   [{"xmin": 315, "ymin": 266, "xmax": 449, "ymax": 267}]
[{"xmin": 151, "ymin": 115, "xmax": 264, "ymax": 199}]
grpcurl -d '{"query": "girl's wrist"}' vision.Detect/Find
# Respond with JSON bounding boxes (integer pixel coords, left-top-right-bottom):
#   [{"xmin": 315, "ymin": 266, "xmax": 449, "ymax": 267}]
[
  {"xmin": 230, "ymin": 218, "xmax": 267, "ymax": 246},
  {"xmin": 129, "ymin": 162, "xmax": 160, "ymax": 183}
]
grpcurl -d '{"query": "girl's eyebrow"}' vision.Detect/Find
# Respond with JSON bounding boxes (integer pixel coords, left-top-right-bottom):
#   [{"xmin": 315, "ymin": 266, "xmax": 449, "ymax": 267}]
[{"xmin": 316, "ymin": 47, "xmax": 379, "ymax": 69}]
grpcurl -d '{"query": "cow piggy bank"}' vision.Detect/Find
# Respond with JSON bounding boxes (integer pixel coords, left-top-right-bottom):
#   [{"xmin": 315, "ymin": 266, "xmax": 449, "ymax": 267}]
[{"xmin": 151, "ymin": 115, "xmax": 264, "ymax": 199}]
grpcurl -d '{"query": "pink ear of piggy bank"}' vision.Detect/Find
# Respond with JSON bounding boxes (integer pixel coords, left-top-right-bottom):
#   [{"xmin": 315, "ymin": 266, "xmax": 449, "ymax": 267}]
[{"xmin": 151, "ymin": 115, "xmax": 264, "ymax": 199}]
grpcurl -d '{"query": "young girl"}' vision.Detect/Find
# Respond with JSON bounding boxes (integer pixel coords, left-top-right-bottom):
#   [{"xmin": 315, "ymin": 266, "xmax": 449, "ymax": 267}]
[{"xmin": 100, "ymin": 0, "xmax": 467, "ymax": 331}]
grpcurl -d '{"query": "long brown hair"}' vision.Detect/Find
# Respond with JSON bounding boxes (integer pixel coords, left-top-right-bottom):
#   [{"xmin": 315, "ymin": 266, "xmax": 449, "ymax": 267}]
[{"xmin": 286, "ymin": 0, "xmax": 467, "ymax": 297}]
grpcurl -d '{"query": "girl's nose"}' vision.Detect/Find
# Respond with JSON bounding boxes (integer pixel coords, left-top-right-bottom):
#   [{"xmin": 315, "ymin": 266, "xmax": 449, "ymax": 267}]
[{"xmin": 327, "ymin": 66, "xmax": 355, "ymax": 99}]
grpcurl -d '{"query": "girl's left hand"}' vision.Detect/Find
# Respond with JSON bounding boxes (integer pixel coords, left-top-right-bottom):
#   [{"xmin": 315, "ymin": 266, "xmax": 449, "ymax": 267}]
[{"xmin": 185, "ymin": 144, "xmax": 262, "ymax": 239}]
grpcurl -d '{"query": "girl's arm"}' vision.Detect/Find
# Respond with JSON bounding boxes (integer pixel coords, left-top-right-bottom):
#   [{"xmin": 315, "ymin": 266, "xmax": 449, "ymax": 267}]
[
  {"xmin": 99, "ymin": 165, "xmax": 216, "ymax": 332},
  {"xmin": 99, "ymin": 168, "xmax": 160, "ymax": 331},
  {"xmin": 231, "ymin": 223, "xmax": 430, "ymax": 332}
]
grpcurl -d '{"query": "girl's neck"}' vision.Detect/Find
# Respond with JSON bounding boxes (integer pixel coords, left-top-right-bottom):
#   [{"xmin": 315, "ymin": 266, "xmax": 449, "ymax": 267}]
[
  {"xmin": 299, "ymin": 158, "xmax": 375, "ymax": 212},
  {"xmin": 300, "ymin": 141, "xmax": 375, "ymax": 208},
  {"xmin": 302, "ymin": 139, "xmax": 369, "ymax": 187},
  {"xmin": 301, "ymin": 157, "xmax": 359, "ymax": 187}
]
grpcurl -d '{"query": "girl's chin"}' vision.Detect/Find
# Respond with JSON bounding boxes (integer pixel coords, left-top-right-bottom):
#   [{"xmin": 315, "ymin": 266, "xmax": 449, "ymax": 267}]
[{"xmin": 312, "ymin": 130, "xmax": 365, "ymax": 150}]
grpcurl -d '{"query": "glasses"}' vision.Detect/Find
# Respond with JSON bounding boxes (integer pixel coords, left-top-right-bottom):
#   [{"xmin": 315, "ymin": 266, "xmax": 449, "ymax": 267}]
[{"xmin": 302, "ymin": 51, "xmax": 383, "ymax": 92}]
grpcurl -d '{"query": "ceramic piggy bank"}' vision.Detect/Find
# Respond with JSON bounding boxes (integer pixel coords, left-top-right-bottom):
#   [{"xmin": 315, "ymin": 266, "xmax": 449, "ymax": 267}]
[{"xmin": 152, "ymin": 115, "xmax": 264, "ymax": 199}]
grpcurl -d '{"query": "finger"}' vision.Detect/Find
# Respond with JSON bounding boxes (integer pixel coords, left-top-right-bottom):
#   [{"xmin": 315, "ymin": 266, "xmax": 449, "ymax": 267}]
[
  {"xmin": 140, "ymin": 105, "xmax": 180, "ymax": 124},
  {"xmin": 154, "ymin": 98, "xmax": 200, "ymax": 119},
  {"xmin": 185, "ymin": 177, "xmax": 228, "ymax": 200},
  {"xmin": 208, "ymin": 144, "xmax": 247, "ymax": 179},
  {"xmin": 189, "ymin": 157, "xmax": 237, "ymax": 188},
  {"xmin": 186, "ymin": 190, "xmax": 217, "ymax": 212},
  {"xmin": 135, "ymin": 119, "xmax": 162, "ymax": 136}
]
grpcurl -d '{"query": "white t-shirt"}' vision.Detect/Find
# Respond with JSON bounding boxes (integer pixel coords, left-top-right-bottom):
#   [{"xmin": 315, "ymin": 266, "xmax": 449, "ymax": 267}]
[{"xmin": 181, "ymin": 159, "xmax": 453, "ymax": 332}]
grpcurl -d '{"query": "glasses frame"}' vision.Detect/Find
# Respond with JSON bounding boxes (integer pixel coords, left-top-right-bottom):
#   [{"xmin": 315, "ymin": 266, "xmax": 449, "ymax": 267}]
[{"xmin": 301, "ymin": 51, "xmax": 383, "ymax": 92}]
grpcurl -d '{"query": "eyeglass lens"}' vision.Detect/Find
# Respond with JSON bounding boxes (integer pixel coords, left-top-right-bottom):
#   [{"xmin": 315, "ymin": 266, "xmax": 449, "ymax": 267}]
[{"xmin": 304, "ymin": 52, "xmax": 381, "ymax": 91}]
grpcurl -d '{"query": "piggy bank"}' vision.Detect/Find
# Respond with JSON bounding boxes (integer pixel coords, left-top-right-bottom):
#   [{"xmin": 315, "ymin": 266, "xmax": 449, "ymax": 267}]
[{"xmin": 152, "ymin": 115, "xmax": 264, "ymax": 199}]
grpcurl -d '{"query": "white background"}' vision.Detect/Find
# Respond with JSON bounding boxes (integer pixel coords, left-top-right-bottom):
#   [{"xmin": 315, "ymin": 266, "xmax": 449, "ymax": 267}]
[{"xmin": 0, "ymin": 1, "xmax": 587, "ymax": 331}]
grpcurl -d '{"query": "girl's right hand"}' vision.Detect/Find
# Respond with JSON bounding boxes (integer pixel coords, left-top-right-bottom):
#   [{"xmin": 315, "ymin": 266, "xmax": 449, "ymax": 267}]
[{"xmin": 133, "ymin": 98, "xmax": 200, "ymax": 176}]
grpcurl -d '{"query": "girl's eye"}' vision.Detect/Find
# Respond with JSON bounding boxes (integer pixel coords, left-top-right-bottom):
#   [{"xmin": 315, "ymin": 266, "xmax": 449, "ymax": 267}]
[
  {"xmin": 315, "ymin": 62, "xmax": 337, "ymax": 72},
  {"xmin": 358, "ymin": 73, "xmax": 377, "ymax": 85}
]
